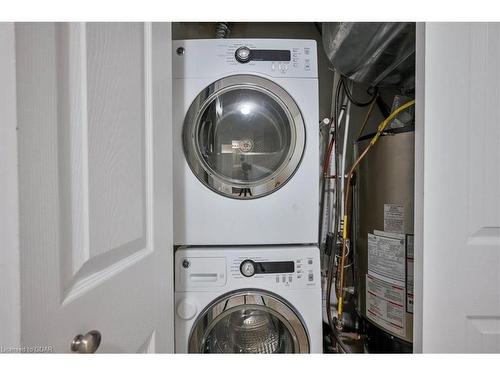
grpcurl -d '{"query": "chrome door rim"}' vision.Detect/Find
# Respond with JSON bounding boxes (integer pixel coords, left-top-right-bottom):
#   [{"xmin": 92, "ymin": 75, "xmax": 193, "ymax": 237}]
[
  {"xmin": 188, "ymin": 289, "xmax": 310, "ymax": 353},
  {"xmin": 183, "ymin": 74, "xmax": 306, "ymax": 199}
]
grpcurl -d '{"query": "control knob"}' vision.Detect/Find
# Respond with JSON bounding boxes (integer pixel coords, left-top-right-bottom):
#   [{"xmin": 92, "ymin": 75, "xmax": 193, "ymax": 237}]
[
  {"xmin": 240, "ymin": 259, "xmax": 255, "ymax": 277},
  {"xmin": 235, "ymin": 46, "xmax": 251, "ymax": 63}
]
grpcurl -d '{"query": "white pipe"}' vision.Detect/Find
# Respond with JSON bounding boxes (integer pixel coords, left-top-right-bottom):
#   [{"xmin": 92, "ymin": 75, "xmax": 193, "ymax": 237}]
[{"xmin": 340, "ymin": 98, "xmax": 352, "ymax": 223}]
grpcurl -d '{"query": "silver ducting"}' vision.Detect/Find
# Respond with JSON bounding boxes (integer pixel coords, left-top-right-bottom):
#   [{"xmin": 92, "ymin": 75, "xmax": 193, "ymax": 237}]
[
  {"xmin": 322, "ymin": 22, "xmax": 415, "ymax": 88},
  {"xmin": 215, "ymin": 22, "xmax": 231, "ymax": 38}
]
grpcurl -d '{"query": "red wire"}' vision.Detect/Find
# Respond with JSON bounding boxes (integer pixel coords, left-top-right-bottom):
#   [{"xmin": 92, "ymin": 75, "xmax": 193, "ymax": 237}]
[{"xmin": 322, "ymin": 135, "xmax": 335, "ymax": 176}]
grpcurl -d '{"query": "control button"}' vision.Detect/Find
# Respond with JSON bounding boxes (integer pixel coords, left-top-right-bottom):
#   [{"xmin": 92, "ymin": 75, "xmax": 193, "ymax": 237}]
[
  {"xmin": 235, "ymin": 46, "xmax": 251, "ymax": 63},
  {"xmin": 308, "ymin": 272, "xmax": 314, "ymax": 282},
  {"xmin": 297, "ymin": 274, "xmax": 302, "ymax": 279},
  {"xmin": 308, "ymin": 259, "xmax": 313, "ymax": 265},
  {"xmin": 240, "ymin": 260, "xmax": 255, "ymax": 277},
  {"xmin": 289, "ymin": 275, "xmax": 292, "ymax": 282},
  {"xmin": 282, "ymin": 275, "xmax": 286, "ymax": 283},
  {"xmin": 182, "ymin": 259, "xmax": 190, "ymax": 268},
  {"xmin": 276, "ymin": 275, "xmax": 280, "ymax": 283},
  {"xmin": 177, "ymin": 300, "xmax": 197, "ymax": 320}
]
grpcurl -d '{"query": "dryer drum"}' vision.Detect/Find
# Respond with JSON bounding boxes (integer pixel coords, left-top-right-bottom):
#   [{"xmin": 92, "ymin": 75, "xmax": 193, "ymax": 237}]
[{"xmin": 183, "ymin": 74, "xmax": 306, "ymax": 199}]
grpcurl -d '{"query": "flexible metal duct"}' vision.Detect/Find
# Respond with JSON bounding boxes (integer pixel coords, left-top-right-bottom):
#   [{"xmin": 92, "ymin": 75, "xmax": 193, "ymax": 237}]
[{"xmin": 322, "ymin": 22, "xmax": 415, "ymax": 88}]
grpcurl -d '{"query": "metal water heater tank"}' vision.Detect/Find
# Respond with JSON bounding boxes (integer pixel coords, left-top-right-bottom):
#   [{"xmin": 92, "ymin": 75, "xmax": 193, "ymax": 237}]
[{"xmin": 354, "ymin": 128, "xmax": 414, "ymax": 351}]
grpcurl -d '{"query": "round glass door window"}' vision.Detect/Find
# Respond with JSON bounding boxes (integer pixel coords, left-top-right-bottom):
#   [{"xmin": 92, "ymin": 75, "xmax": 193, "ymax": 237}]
[
  {"xmin": 202, "ymin": 307, "xmax": 294, "ymax": 353},
  {"xmin": 188, "ymin": 291, "xmax": 310, "ymax": 354},
  {"xmin": 183, "ymin": 75, "xmax": 305, "ymax": 199}
]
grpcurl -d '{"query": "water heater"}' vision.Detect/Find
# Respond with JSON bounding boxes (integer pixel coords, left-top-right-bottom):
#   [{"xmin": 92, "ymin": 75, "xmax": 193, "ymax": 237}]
[{"xmin": 354, "ymin": 128, "xmax": 414, "ymax": 352}]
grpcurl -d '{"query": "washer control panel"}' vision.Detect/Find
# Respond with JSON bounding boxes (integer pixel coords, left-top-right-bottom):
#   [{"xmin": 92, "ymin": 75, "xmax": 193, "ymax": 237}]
[
  {"xmin": 176, "ymin": 246, "xmax": 320, "ymax": 292},
  {"xmin": 232, "ymin": 255, "xmax": 315, "ymax": 287}
]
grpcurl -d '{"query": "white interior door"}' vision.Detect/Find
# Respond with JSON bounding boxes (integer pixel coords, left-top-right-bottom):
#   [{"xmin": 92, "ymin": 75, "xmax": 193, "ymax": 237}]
[
  {"xmin": 421, "ymin": 22, "xmax": 500, "ymax": 352},
  {"xmin": 15, "ymin": 22, "xmax": 174, "ymax": 353}
]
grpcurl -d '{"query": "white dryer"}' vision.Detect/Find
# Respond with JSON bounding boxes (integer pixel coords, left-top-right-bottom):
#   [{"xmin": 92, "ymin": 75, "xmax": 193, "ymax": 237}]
[
  {"xmin": 174, "ymin": 246, "xmax": 323, "ymax": 353},
  {"xmin": 173, "ymin": 39, "xmax": 319, "ymax": 246}
]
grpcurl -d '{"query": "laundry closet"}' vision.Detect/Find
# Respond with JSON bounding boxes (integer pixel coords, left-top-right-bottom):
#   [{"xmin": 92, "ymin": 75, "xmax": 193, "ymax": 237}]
[
  {"xmin": 171, "ymin": 22, "xmax": 415, "ymax": 354},
  {"xmin": 4, "ymin": 22, "xmax": 499, "ymax": 354}
]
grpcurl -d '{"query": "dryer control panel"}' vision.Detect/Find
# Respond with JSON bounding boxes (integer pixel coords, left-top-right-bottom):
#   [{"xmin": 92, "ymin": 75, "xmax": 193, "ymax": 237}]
[
  {"xmin": 175, "ymin": 245, "xmax": 320, "ymax": 292},
  {"xmin": 173, "ymin": 39, "xmax": 318, "ymax": 79}
]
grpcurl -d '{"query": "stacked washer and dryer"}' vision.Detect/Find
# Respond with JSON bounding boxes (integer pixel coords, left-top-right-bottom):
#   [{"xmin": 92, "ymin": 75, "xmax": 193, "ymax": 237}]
[{"xmin": 172, "ymin": 39, "xmax": 322, "ymax": 353}]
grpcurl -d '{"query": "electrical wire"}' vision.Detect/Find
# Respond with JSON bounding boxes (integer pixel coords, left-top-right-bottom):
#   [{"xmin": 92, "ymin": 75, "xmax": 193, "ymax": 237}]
[
  {"xmin": 314, "ymin": 22, "xmax": 323, "ymax": 36},
  {"xmin": 341, "ymin": 77, "xmax": 378, "ymax": 107},
  {"xmin": 336, "ymin": 99, "xmax": 416, "ymax": 323},
  {"xmin": 328, "ymin": 321, "xmax": 352, "ymax": 353},
  {"xmin": 334, "ymin": 77, "xmax": 346, "ymax": 134},
  {"xmin": 322, "ymin": 132, "xmax": 335, "ymax": 176}
]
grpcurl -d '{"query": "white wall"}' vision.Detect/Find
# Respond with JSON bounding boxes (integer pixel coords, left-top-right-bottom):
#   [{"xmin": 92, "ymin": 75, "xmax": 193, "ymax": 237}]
[{"xmin": 0, "ymin": 22, "xmax": 21, "ymax": 348}]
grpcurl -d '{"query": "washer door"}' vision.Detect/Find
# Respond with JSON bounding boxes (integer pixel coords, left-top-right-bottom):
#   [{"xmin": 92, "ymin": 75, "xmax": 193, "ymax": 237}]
[
  {"xmin": 183, "ymin": 75, "xmax": 305, "ymax": 199},
  {"xmin": 188, "ymin": 290, "xmax": 310, "ymax": 353}
]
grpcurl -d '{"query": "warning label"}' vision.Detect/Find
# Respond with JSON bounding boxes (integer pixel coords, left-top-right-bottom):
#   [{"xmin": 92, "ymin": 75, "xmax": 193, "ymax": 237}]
[
  {"xmin": 384, "ymin": 204, "xmax": 405, "ymax": 234},
  {"xmin": 368, "ymin": 232, "xmax": 406, "ymax": 283},
  {"xmin": 366, "ymin": 274, "xmax": 406, "ymax": 337}
]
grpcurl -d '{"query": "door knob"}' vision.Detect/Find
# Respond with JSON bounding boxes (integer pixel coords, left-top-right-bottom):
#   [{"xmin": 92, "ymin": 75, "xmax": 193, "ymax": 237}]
[{"xmin": 70, "ymin": 330, "xmax": 101, "ymax": 353}]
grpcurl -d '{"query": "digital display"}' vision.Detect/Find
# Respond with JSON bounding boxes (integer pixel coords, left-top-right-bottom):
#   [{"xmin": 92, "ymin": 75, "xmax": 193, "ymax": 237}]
[
  {"xmin": 254, "ymin": 261, "xmax": 294, "ymax": 274},
  {"xmin": 250, "ymin": 49, "xmax": 291, "ymax": 62}
]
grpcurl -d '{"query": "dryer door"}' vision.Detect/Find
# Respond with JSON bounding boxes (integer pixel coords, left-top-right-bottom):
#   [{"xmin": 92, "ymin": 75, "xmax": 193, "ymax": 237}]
[
  {"xmin": 183, "ymin": 75, "xmax": 305, "ymax": 199},
  {"xmin": 188, "ymin": 290, "xmax": 310, "ymax": 353}
]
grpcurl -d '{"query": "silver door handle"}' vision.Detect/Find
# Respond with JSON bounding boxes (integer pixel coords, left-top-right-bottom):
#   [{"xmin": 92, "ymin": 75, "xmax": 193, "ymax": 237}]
[{"xmin": 70, "ymin": 330, "xmax": 101, "ymax": 353}]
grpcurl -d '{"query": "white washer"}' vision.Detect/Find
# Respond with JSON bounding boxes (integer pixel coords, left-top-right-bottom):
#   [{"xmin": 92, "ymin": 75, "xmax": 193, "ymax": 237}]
[
  {"xmin": 173, "ymin": 39, "xmax": 319, "ymax": 246},
  {"xmin": 174, "ymin": 246, "xmax": 323, "ymax": 353}
]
